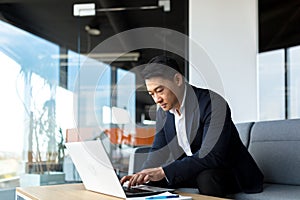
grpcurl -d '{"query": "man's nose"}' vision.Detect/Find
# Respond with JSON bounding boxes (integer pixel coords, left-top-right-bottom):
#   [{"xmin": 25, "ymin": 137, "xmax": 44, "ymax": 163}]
[{"xmin": 153, "ymin": 94, "xmax": 162, "ymax": 104}]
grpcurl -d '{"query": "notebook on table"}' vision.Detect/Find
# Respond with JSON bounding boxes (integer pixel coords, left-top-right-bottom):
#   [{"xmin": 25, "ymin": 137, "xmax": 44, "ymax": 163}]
[{"xmin": 65, "ymin": 140, "xmax": 175, "ymax": 199}]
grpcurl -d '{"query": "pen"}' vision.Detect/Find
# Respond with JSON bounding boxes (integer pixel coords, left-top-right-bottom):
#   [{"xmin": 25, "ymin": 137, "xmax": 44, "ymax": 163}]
[{"xmin": 145, "ymin": 194, "xmax": 179, "ymax": 199}]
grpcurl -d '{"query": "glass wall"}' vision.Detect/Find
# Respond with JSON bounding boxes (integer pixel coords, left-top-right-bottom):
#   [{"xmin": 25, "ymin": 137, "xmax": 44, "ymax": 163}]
[
  {"xmin": 0, "ymin": 51, "xmax": 24, "ymax": 188},
  {"xmin": 0, "ymin": 19, "xmax": 62, "ymax": 188},
  {"xmin": 0, "ymin": 19, "xmax": 137, "ymax": 189},
  {"xmin": 116, "ymin": 68, "xmax": 136, "ymax": 135}
]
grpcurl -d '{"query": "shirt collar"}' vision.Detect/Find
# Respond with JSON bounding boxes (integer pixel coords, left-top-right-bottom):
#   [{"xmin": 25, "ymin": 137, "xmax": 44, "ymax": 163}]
[{"xmin": 170, "ymin": 84, "xmax": 186, "ymax": 116}]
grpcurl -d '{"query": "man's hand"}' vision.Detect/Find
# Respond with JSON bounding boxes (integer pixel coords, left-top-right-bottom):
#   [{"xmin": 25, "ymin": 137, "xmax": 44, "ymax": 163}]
[{"xmin": 120, "ymin": 167, "xmax": 166, "ymax": 188}]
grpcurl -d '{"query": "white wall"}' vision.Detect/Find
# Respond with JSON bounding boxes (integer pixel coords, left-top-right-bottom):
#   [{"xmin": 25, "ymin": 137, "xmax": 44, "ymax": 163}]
[{"xmin": 189, "ymin": 0, "xmax": 258, "ymax": 123}]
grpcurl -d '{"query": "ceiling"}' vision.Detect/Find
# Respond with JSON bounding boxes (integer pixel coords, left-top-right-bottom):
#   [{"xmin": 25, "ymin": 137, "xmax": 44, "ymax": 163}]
[
  {"xmin": 1, "ymin": 0, "xmax": 300, "ymax": 59},
  {"xmin": 0, "ymin": 0, "xmax": 189, "ymax": 113},
  {"xmin": 0, "ymin": 0, "xmax": 188, "ymax": 68}
]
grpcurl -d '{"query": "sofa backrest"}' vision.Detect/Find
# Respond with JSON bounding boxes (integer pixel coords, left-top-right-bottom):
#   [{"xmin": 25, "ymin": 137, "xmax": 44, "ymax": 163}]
[
  {"xmin": 248, "ymin": 119, "xmax": 300, "ymax": 185},
  {"xmin": 129, "ymin": 119, "xmax": 300, "ymax": 185},
  {"xmin": 235, "ymin": 122, "xmax": 254, "ymax": 148}
]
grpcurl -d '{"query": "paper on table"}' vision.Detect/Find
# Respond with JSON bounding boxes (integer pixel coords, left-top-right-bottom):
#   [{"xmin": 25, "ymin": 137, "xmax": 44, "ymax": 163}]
[{"xmin": 126, "ymin": 191, "xmax": 192, "ymax": 200}]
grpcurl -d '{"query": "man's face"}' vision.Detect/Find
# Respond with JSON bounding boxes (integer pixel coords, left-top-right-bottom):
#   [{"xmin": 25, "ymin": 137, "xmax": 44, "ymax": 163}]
[{"xmin": 145, "ymin": 76, "xmax": 181, "ymax": 111}]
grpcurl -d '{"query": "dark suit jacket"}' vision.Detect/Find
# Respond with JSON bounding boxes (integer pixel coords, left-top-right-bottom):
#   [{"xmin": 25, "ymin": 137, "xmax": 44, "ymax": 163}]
[{"xmin": 143, "ymin": 83, "xmax": 264, "ymax": 193}]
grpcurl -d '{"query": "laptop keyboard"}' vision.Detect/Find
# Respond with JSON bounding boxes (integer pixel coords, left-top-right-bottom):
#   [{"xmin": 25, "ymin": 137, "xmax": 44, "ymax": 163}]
[
  {"xmin": 123, "ymin": 186, "xmax": 164, "ymax": 197},
  {"xmin": 123, "ymin": 186, "xmax": 150, "ymax": 193}
]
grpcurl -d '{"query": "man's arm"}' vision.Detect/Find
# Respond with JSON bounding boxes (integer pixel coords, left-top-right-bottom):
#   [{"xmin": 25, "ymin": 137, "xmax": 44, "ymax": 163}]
[{"xmin": 142, "ymin": 108, "xmax": 171, "ymax": 169}]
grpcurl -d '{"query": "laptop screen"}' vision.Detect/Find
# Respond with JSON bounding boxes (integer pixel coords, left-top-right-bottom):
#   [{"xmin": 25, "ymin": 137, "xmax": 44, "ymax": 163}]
[{"xmin": 65, "ymin": 140, "xmax": 127, "ymax": 198}]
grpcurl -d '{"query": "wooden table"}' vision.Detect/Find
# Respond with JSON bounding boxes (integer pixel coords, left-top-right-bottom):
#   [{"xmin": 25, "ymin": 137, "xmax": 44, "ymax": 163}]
[{"xmin": 16, "ymin": 183, "xmax": 229, "ymax": 200}]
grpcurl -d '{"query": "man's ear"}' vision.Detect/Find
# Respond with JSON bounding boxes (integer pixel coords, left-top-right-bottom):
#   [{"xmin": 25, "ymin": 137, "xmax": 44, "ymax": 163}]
[{"xmin": 174, "ymin": 73, "xmax": 183, "ymax": 86}]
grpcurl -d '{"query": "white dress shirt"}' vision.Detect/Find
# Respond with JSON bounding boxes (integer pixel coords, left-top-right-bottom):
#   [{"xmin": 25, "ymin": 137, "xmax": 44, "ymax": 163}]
[{"xmin": 169, "ymin": 85, "xmax": 193, "ymax": 156}]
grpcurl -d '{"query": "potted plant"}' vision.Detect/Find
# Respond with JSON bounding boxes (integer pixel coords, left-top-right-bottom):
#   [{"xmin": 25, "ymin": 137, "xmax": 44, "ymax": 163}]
[{"xmin": 19, "ymin": 70, "xmax": 65, "ymax": 186}]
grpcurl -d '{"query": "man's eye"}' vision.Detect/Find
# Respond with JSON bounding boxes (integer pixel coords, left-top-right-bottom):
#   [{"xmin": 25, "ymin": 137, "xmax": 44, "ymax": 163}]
[{"xmin": 157, "ymin": 88, "xmax": 163, "ymax": 93}]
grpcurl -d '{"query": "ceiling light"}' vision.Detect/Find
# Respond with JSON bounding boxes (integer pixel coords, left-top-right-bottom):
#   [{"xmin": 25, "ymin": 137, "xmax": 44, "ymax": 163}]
[
  {"xmin": 85, "ymin": 25, "xmax": 101, "ymax": 36},
  {"xmin": 86, "ymin": 52, "xmax": 140, "ymax": 62},
  {"xmin": 73, "ymin": 0, "xmax": 170, "ymax": 17},
  {"xmin": 158, "ymin": 0, "xmax": 171, "ymax": 12},
  {"xmin": 53, "ymin": 52, "xmax": 140, "ymax": 63},
  {"xmin": 73, "ymin": 3, "xmax": 96, "ymax": 16}
]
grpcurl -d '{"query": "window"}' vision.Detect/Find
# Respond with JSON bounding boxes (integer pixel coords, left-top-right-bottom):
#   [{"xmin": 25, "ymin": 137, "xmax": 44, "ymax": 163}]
[
  {"xmin": 259, "ymin": 46, "xmax": 300, "ymax": 120},
  {"xmin": 0, "ymin": 19, "xmax": 71, "ymax": 188},
  {"xmin": 70, "ymin": 53, "xmax": 112, "ymax": 130},
  {"xmin": 258, "ymin": 49, "xmax": 285, "ymax": 120},
  {"xmin": 288, "ymin": 46, "xmax": 300, "ymax": 118},
  {"xmin": 116, "ymin": 68, "xmax": 136, "ymax": 134}
]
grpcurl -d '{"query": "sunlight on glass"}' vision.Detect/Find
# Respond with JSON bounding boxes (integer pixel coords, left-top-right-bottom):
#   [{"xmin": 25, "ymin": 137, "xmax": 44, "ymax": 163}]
[{"xmin": 0, "ymin": 51, "xmax": 23, "ymax": 183}]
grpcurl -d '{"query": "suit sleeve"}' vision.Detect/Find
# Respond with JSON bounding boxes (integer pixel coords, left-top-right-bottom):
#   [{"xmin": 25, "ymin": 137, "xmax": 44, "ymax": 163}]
[{"xmin": 162, "ymin": 91, "xmax": 234, "ymax": 185}]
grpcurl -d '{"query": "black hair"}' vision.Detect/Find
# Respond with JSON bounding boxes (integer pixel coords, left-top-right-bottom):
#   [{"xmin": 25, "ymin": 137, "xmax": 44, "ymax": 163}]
[{"xmin": 141, "ymin": 55, "xmax": 183, "ymax": 80}]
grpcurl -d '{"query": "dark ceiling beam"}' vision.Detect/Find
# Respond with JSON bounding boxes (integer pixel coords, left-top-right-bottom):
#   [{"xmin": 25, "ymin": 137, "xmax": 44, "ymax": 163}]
[
  {"xmin": 97, "ymin": 0, "xmax": 133, "ymax": 53},
  {"xmin": 0, "ymin": 0, "xmax": 34, "ymax": 2}
]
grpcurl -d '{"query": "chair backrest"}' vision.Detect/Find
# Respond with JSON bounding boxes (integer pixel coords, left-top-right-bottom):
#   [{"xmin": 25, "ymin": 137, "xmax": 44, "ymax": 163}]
[{"xmin": 133, "ymin": 127, "xmax": 155, "ymax": 146}]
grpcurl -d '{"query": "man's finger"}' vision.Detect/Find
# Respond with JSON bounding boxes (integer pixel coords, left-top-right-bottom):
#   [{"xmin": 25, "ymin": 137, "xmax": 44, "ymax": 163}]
[
  {"xmin": 136, "ymin": 173, "xmax": 146, "ymax": 184},
  {"xmin": 143, "ymin": 174, "xmax": 150, "ymax": 183},
  {"xmin": 128, "ymin": 174, "xmax": 139, "ymax": 188},
  {"xmin": 120, "ymin": 175, "xmax": 130, "ymax": 185}
]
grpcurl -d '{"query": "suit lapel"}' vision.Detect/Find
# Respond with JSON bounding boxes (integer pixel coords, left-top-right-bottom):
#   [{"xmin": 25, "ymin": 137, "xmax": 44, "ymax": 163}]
[{"xmin": 185, "ymin": 84, "xmax": 201, "ymax": 144}]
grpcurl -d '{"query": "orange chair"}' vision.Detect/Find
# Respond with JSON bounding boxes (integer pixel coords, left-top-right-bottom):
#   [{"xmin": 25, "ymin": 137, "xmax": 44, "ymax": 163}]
[
  {"xmin": 131, "ymin": 127, "xmax": 155, "ymax": 146},
  {"xmin": 66, "ymin": 128, "xmax": 97, "ymax": 142}
]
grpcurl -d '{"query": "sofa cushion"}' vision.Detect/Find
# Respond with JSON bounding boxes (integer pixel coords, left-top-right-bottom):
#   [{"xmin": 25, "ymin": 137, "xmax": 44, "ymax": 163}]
[
  {"xmin": 248, "ymin": 119, "xmax": 300, "ymax": 185},
  {"xmin": 235, "ymin": 122, "xmax": 254, "ymax": 148},
  {"xmin": 234, "ymin": 184, "xmax": 300, "ymax": 200}
]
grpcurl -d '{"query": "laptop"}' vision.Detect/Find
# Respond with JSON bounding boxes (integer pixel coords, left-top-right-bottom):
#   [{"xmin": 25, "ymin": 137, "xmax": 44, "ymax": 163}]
[{"xmin": 65, "ymin": 140, "xmax": 175, "ymax": 199}]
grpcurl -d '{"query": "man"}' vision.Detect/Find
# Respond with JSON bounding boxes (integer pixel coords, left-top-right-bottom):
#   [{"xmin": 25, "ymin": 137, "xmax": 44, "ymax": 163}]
[{"xmin": 120, "ymin": 55, "xmax": 263, "ymax": 197}]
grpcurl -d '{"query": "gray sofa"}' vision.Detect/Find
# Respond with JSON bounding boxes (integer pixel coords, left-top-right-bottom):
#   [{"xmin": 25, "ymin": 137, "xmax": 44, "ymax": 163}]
[
  {"xmin": 128, "ymin": 119, "xmax": 300, "ymax": 200},
  {"xmin": 234, "ymin": 119, "xmax": 300, "ymax": 200}
]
